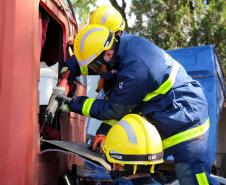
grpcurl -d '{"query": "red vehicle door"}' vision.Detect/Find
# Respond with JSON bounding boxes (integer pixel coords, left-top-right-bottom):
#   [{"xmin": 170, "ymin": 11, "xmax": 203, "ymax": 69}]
[{"xmin": 0, "ymin": 1, "xmax": 87, "ymax": 185}]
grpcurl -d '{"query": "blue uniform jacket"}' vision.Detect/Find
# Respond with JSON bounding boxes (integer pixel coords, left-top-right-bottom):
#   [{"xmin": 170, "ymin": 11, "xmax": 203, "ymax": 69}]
[{"xmin": 67, "ymin": 34, "xmax": 209, "ymax": 140}]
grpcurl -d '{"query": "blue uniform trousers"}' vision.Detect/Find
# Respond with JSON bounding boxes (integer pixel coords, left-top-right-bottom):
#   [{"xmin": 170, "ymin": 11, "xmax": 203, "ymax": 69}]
[{"xmin": 166, "ymin": 131, "xmax": 219, "ymax": 185}]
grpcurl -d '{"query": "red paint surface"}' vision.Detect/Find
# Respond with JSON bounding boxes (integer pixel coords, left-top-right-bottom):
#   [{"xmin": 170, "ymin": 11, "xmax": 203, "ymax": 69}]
[
  {"xmin": 0, "ymin": 1, "xmax": 85, "ymax": 185},
  {"xmin": 58, "ymin": 70, "xmax": 71, "ymax": 95}
]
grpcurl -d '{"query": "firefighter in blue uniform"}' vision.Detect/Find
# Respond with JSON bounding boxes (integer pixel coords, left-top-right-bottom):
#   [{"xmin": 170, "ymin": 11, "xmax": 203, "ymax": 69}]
[
  {"xmin": 57, "ymin": 24, "xmax": 219, "ymax": 185},
  {"xmin": 65, "ymin": 5, "xmax": 126, "ymax": 150}
]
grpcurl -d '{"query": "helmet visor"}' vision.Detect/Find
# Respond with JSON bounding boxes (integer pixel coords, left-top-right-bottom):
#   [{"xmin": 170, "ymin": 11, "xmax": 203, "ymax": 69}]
[{"xmin": 88, "ymin": 53, "xmax": 104, "ymax": 73}]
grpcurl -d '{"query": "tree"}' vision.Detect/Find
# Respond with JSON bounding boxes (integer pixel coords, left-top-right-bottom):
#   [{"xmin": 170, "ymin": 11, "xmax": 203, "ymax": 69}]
[
  {"xmin": 71, "ymin": 0, "xmax": 226, "ymax": 75},
  {"xmin": 189, "ymin": 0, "xmax": 226, "ymax": 74},
  {"xmin": 130, "ymin": 0, "xmax": 192, "ymax": 49},
  {"xmin": 71, "ymin": 0, "xmax": 97, "ymax": 26},
  {"xmin": 109, "ymin": 0, "xmax": 129, "ymax": 30},
  {"xmin": 129, "ymin": 0, "xmax": 226, "ymax": 75}
]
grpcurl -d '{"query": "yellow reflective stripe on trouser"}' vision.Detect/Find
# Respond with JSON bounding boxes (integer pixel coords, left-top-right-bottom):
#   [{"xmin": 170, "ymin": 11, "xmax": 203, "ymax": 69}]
[
  {"xmin": 102, "ymin": 119, "xmax": 118, "ymax": 126},
  {"xmin": 143, "ymin": 62, "xmax": 180, "ymax": 102},
  {"xmin": 163, "ymin": 118, "xmax": 210, "ymax": 150},
  {"xmin": 196, "ymin": 172, "xmax": 209, "ymax": 185},
  {"xmin": 82, "ymin": 98, "xmax": 95, "ymax": 116}
]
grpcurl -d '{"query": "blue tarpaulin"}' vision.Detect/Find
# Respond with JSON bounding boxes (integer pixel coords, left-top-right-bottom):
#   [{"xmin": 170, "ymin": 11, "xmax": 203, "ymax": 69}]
[{"xmin": 167, "ymin": 45, "xmax": 225, "ymax": 163}]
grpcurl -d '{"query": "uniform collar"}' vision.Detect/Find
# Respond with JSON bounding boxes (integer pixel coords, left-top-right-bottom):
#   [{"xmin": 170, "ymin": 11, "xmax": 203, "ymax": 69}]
[{"xmin": 115, "ymin": 34, "xmax": 129, "ymax": 68}]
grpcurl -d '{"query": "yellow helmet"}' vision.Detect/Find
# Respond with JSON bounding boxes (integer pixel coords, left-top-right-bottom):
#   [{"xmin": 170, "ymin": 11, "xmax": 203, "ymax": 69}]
[
  {"xmin": 73, "ymin": 24, "xmax": 115, "ymax": 75},
  {"xmin": 102, "ymin": 114, "xmax": 163, "ymax": 166},
  {"xmin": 89, "ymin": 5, "xmax": 125, "ymax": 33}
]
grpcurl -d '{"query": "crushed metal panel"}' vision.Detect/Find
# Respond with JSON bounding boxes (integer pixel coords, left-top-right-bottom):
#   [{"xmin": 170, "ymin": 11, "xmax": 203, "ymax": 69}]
[{"xmin": 41, "ymin": 139, "xmax": 112, "ymax": 171}]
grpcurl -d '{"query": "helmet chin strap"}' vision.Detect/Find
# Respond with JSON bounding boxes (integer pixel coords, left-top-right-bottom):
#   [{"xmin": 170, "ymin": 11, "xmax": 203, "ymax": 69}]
[{"xmin": 102, "ymin": 60, "xmax": 114, "ymax": 72}]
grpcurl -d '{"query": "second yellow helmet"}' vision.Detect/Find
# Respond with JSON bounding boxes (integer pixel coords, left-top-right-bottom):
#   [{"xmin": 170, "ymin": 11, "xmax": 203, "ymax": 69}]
[{"xmin": 89, "ymin": 5, "xmax": 125, "ymax": 33}]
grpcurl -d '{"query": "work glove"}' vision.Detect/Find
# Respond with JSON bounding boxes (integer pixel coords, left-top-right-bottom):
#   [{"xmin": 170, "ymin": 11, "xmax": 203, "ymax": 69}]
[
  {"xmin": 92, "ymin": 134, "xmax": 106, "ymax": 153},
  {"xmin": 92, "ymin": 122, "xmax": 112, "ymax": 153},
  {"xmin": 55, "ymin": 94, "xmax": 75, "ymax": 112}
]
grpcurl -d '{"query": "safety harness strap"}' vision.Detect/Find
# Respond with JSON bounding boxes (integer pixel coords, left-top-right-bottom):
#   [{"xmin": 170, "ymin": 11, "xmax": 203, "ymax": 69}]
[
  {"xmin": 82, "ymin": 98, "xmax": 95, "ymax": 116},
  {"xmin": 143, "ymin": 61, "xmax": 180, "ymax": 102},
  {"xmin": 163, "ymin": 118, "xmax": 210, "ymax": 150}
]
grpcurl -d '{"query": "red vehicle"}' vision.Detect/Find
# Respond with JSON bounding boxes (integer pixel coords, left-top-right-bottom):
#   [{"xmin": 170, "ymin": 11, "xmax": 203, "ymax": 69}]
[
  {"xmin": 0, "ymin": 0, "xmax": 87, "ymax": 184},
  {"xmin": 2, "ymin": 1, "xmax": 226, "ymax": 185}
]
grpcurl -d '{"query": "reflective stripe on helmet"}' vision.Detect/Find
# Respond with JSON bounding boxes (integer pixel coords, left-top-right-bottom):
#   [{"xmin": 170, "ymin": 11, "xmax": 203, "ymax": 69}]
[
  {"xmin": 118, "ymin": 120, "xmax": 137, "ymax": 144},
  {"xmin": 196, "ymin": 172, "xmax": 209, "ymax": 185},
  {"xmin": 109, "ymin": 151, "xmax": 163, "ymax": 162},
  {"xmin": 101, "ymin": 10, "xmax": 112, "ymax": 24},
  {"xmin": 143, "ymin": 61, "xmax": 180, "ymax": 102},
  {"xmin": 82, "ymin": 98, "xmax": 95, "ymax": 116},
  {"xmin": 79, "ymin": 54, "xmax": 97, "ymax": 67},
  {"xmin": 163, "ymin": 118, "xmax": 210, "ymax": 150},
  {"xmin": 80, "ymin": 27, "xmax": 103, "ymax": 52}
]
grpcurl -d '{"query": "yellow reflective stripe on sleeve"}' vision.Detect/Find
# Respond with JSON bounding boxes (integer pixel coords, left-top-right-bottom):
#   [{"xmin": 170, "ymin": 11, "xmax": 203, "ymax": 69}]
[
  {"xmin": 143, "ymin": 62, "xmax": 180, "ymax": 102},
  {"xmin": 163, "ymin": 118, "xmax": 210, "ymax": 150},
  {"xmin": 196, "ymin": 172, "xmax": 209, "ymax": 185},
  {"xmin": 82, "ymin": 98, "xmax": 95, "ymax": 116},
  {"xmin": 80, "ymin": 66, "xmax": 88, "ymax": 75},
  {"xmin": 102, "ymin": 119, "xmax": 118, "ymax": 126}
]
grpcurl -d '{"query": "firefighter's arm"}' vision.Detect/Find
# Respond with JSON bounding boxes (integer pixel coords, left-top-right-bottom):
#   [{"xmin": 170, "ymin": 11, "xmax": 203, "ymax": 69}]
[
  {"xmin": 68, "ymin": 63, "xmax": 150, "ymax": 121},
  {"xmin": 41, "ymin": 70, "xmax": 71, "ymax": 124},
  {"xmin": 42, "ymin": 48, "xmax": 80, "ymax": 124}
]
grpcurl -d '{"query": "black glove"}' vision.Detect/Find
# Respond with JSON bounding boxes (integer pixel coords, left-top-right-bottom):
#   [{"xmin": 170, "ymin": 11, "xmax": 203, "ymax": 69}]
[{"xmin": 96, "ymin": 122, "xmax": 112, "ymax": 136}]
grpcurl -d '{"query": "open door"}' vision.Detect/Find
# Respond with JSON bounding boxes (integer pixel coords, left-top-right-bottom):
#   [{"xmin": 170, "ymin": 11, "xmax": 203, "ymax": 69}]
[{"xmin": 37, "ymin": 3, "xmax": 87, "ymax": 185}]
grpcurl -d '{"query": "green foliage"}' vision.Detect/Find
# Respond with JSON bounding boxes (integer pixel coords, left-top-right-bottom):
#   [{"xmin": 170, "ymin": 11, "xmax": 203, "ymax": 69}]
[
  {"xmin": 71, "ymin": 0, "xmax": 97, "ymax": 25},
  {"xmin": 129, "ymin": 0, "xmax": 226, "ymax": 76},
  {"xmin": 129, "ymin": 0, "xmax": 192, "ymax": 49},
  {"xmin": 189, "ymin": 0, "xmax": 226, "ymax": 75}
]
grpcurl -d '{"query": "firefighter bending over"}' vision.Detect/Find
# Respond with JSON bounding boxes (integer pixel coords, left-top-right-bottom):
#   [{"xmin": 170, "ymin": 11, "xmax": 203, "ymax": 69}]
[{"xmin": 56, "ymin": 24, "xmax": 218, "ymax": 185}]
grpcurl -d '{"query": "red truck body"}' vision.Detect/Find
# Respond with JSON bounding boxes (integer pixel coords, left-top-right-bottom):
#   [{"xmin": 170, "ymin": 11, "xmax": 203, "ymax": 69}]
[{"xmin": 0, "ymin": 0, "xmax": 86, "ymax": 184}]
